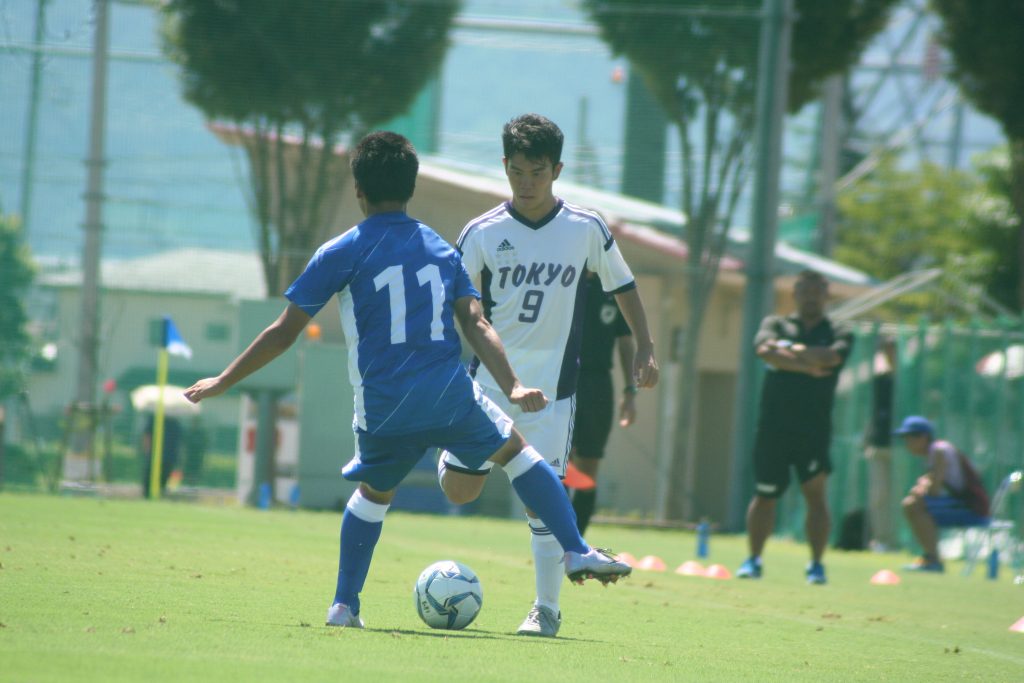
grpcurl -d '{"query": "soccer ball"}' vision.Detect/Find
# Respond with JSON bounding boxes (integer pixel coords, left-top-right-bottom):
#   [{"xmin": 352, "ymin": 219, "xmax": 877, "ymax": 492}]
[{"xmin": 413, "ymin": 560, "xmax": 483, "ymax": 630}]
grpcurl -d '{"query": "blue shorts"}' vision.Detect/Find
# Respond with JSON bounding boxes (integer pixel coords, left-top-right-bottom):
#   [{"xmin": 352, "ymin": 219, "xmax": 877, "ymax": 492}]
[
  {"xmin": 923, "ymin": 496, "xmax": 989, "ymax": 527},
  {"xmin": 342, "ymin": 384, "xmax": 513, "ymax": 492}
]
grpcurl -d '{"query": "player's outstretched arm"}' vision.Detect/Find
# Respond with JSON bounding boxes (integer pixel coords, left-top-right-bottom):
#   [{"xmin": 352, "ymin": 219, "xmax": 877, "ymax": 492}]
[
  {"xmin": 453, "ymin": 296, "xmax": 547, "ymax": 413},
  {"xmin": 184, "ymin": 304, "xmax": 311, "ymax": 403},
  {"xmin": 613, "ymin": 288, "xmax": 659, "ymax": 389}
]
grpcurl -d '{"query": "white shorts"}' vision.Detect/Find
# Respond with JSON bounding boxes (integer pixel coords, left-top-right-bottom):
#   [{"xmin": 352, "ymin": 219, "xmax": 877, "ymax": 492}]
[{"xmin": 441, "ymin": 385, "xmax": 574, "ymax": 478}]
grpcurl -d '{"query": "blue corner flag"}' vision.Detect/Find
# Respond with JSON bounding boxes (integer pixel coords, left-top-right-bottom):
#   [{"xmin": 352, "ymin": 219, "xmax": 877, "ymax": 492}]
[{"xmin": 163, "ymin": 316, "xmax": 192, "ymax": 359}]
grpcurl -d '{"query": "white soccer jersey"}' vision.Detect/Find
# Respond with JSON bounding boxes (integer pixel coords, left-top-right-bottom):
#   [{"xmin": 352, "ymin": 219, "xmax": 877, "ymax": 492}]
[{"xmin": 457, "ymin": 199, "xmax": 635, "ymax": 400}]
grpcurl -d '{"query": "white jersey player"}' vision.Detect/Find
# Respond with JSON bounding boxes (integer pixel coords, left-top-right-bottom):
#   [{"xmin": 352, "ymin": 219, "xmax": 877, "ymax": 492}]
[{"xmin": 438, "ymin": 114, "xmax": 659, "ymax": 638}]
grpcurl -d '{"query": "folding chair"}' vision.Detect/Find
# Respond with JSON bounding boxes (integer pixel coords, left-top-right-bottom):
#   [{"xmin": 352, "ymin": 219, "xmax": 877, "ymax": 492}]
[{"xmin": 961, "ymin": 470, "xmax": 1023, "ymax": 577}]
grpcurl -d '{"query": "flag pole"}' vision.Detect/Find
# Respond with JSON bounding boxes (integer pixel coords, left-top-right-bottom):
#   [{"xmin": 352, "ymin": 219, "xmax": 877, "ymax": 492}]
[{"xmin": 149, "ymin": 346, "xmax": 169, "ymax": 499}]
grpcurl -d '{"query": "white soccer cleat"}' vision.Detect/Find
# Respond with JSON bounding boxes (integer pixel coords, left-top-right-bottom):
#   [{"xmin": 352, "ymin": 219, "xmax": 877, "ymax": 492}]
[
  {"xmin": 516, "ymin": 604, "xmax": 561, "ymax": 637},
  {"xmin": 326, "ymin": 602, "xmax": 364, "ymax": 628},
  {"xmin": 564, "ymin": 547, "xmax": 632, "ymax": 585}
]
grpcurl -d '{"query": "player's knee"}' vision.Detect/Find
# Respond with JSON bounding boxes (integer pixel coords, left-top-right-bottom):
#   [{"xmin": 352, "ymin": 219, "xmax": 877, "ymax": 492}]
[{"xmin": 441, "ymin": 473, "xmax": 484, "ymax": 505}]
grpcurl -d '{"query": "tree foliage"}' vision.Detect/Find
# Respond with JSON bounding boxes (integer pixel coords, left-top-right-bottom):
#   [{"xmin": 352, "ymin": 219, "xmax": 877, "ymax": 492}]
[
  {"xmin": 161, "ymin": 0, "xmax": 461, "ymax": 292},
  {"xmin": 835, "ymin": 157, "xmax": 980, "ymax": 279},
  {"xmin": 0, "ymin": 212, "xmax": 35, "ymax": 402},
  {"xmin": 932, "ymin": 0, "xmax": 1024, "ymax": 140},
  {"xmin": 835, "ymin": 153, "xmax": 1019, "ymax": 319},
  {"xmin": 583, "ymin": 0, "xmax": 896, "ymax": 520},
  {"xmin": 965, "ymin": 148, "xmax": 1021, "ymax": 313},
  {"xmin": 932, "ymin": 0, "xmax": 1024, "ymax": 310}
]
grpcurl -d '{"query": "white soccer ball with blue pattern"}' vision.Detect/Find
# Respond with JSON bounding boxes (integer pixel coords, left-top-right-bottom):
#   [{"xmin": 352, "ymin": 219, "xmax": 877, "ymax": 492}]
[{"xmin": 414, "ymin": 560, "xmax": 483, "ymax": 630}]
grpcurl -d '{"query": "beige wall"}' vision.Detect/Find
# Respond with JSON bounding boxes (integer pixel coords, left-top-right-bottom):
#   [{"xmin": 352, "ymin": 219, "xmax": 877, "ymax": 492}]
[{"xmin": 29, "ymin": 287, "xmax": 245, "ymax": 433}]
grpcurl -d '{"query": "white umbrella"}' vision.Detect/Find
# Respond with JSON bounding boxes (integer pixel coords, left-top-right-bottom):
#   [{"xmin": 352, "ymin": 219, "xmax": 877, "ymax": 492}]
[
  {"xmin": 975, "ymin": 345, "xmax": 1024, "ymax": 379},
  {"xmin": 130, "ymin": 384, "xmax": 200, "ymax": 416}
]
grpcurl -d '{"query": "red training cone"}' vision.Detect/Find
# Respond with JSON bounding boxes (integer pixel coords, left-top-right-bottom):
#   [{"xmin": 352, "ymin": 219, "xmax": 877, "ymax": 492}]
[
  {"xmin": 1010, "ymin": 617, "xmax": 1024, "ymax": 633},
  {"xmin": 564, "ymin": 461, "xmax": 596, "ymax": 491},
  {"xmin": 870, "ymin": 569, "xmax": 901, "ymax": 585},
  {"xmin": 637, "ymin": 555, "xmax": 667, "ymax": 572},
  {"xmin": 675, "ymin": 560, "xmax": 706, "ymax": 577},
  {"xmin": 705, "ymin": 564, "xmax": 732, "ymax": 580}
]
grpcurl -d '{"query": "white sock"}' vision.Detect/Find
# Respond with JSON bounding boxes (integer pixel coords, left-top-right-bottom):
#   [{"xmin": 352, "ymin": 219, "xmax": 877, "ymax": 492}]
[
  {"xmin": 528, "ymin": 516, "xmax": 564, "ymax": 613},
  {"xmin": 436, "ymin": 452, "xmax": 447, "ymax": 487}
]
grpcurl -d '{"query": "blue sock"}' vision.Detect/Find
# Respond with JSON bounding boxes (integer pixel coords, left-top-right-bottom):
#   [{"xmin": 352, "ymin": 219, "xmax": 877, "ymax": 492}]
[
  {"xmin": 506, "ymin": 448, "xmax": 588, "ymax": 555},
  {"xmin": 333, "ymin": 490, "xmax": 388, "ymax": 614}
]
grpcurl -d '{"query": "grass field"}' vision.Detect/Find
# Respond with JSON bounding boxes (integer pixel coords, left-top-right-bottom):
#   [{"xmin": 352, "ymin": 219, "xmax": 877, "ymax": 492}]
[{"xmin": 1, "ymin": 493, "xmax": 1021, "ymax": 682}]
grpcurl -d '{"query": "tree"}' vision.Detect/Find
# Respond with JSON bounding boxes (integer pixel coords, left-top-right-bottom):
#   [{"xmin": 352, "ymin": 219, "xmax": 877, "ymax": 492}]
[
  {"xmin": 931, "ymin": 0, "xmax": 1024, "ymax": 310},
  {"xmin": 970, "ymin": 148, "xmax": 1022, "ymax": 313},
  {"xmin": 161, "ymin": 0, "xmax": 461, "ymax": 293},
  {"xmin": 834, "ymin": 155, "xmax": 1000, "ymax": 318},
  {"xmin": 583, "ymin": 0, "xmax": 896, "ymax": 520},
  {"xmin": 0, "ymin": 211, "xmax": 35, "ymax": 486}
]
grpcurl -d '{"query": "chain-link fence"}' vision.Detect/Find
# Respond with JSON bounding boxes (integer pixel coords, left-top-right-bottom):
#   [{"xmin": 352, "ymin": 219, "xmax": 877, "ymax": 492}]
[{"xmin": 776, "ymin": 319, "xmax": 1024, "ymax": 557}]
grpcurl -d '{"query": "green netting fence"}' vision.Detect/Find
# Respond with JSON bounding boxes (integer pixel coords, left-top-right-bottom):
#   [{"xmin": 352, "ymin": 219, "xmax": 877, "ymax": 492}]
[{"xmin": 776, "ymin": 318, "xmax": 1024, "ymax": 564}]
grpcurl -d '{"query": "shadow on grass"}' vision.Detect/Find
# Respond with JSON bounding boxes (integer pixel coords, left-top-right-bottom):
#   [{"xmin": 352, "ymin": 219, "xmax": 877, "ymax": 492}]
[
  {"xmin": 246, "ymin": 616, "xmax": 606, "ymax": 643},
  {"xmin": 320, "ymin": 625, "xmax": 605, "ymax": 644}
]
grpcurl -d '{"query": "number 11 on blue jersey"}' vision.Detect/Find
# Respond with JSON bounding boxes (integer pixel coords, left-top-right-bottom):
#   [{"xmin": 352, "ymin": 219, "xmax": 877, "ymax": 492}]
[{"xmin": 373, "ymin": 264, "xmax": 446, "ymax": 344}]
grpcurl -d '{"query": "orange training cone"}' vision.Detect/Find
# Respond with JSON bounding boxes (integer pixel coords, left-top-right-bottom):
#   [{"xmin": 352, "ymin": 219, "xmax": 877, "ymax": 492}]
[
  {"xmin": 1010, "ymin": 617, "xmax": 1024, "ymax": 633},
  {"xmin": 675, "ymin": 560, "xmax": 706, "ymax": 577},
  {"xmin": 705, "ymin": 564, "xmax": 732, "ymax": 580},
  {"xmin": 616, "ymin": 552, "xmax": 639, "ymax": 568},
  {"xmin": 637, "ymin": 555, "xmax": 667, "ymax": 572},
  {"xmin": 564, "ymin": 461, "xmax": 596, "ymax": 491},
  {"xmin": 870, "ymin": 569, "xmax": 901, "ymax": 585}
]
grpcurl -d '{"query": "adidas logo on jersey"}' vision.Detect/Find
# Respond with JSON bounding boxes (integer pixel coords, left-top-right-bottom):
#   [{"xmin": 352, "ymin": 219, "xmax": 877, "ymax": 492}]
[
  {"xmin": 551, "ymin": 458, "xmax": 560, "ymax": 468},
  {"xmin": 497, "ymin": 239, "xmax": 515, "ymax": 252}
]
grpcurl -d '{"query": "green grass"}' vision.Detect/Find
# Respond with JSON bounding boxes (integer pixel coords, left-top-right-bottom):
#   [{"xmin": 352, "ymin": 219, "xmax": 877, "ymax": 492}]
[{"xmin": 1, "ymin": 493, "xmax": 1021, "ymax": 682}]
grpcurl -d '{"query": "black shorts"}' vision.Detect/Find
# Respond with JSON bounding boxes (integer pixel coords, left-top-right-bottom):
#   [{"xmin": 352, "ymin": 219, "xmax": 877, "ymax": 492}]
[
  {"xmin": 752, "ymin": 425, "xmax": 832, "ymax": 498},
  {"xmin": 571, "ymin": 371, "xmax": 615, "ymax": 459}
]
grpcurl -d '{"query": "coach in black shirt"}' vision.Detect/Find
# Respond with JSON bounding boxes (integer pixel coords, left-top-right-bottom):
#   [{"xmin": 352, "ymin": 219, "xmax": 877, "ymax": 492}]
[{"xmin": 736, "ymin": 269, "xmax": 853, "ymax": 585}]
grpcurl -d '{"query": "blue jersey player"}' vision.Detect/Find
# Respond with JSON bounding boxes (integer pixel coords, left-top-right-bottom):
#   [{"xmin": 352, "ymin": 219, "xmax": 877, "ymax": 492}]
[{"xmin": 184, "ymin": 131, "xmax": 631, "ymax": 629}]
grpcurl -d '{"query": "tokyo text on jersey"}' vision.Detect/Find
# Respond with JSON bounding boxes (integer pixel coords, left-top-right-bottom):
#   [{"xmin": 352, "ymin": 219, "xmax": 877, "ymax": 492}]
[{"xmin": 457, "ymin": 199, "xmax": 635, "ymax": 400}]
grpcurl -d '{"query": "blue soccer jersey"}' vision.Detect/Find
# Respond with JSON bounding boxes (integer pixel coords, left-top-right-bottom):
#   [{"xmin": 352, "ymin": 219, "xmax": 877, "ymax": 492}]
[{"xmin": 285, "ymin": 212, "xmax": 479, "ymax": 435}]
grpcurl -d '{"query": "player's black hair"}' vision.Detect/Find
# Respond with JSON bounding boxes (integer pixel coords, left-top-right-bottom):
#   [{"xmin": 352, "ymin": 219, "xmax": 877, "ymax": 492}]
[
  {"xmin": 502, "ymin": 113, "xmax": 564, "ymax": 166},
  {"xmin": 796, "ymin": 269, "xmax": 827, "ymax": 286},
  {"xmin": 350, "ymin": 131, "xmax": 418, "ymax": 204}
]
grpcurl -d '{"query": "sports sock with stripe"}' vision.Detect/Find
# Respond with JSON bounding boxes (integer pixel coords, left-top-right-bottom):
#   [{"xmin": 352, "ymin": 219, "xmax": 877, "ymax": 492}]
[{"xmin": 333, "ymin": 489, "xmax": 389, "ymax": 614}]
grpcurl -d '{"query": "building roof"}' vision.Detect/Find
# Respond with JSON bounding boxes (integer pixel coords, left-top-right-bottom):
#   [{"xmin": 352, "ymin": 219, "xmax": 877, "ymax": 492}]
[{"xmin": 39, "ymin": 248, "xmax": 267, "ymax": 300}]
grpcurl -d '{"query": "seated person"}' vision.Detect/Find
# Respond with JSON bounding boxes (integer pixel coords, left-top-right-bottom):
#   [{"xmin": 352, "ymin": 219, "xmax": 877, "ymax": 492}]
[{"xmin": 896, "ymin": 415, "xmax": 990, "ymax": 572}]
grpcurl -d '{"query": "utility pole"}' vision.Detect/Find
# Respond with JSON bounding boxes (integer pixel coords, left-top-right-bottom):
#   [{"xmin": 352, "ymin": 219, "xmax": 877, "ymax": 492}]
[
  {"xmin": 19, "ymin": 0, "xmax": 49, "ymax": 237},
  {"xmin": 726, "ymin": 0, "xmax": 794, "ymax": 531},
  {"xmin": 68, "ymin": 0, "xmax": 110, "ymax": 479},
  {"xmin": 816, "ymin": 75, "xmax": 843, "ymax": 257}
]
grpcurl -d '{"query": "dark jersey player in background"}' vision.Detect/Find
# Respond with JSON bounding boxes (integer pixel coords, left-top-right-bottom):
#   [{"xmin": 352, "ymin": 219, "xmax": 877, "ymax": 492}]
[
  {"xmin": 567, "ymin": 273, "xmax": 637, "ymax": 534},
  {"xmin": 736, "ymin": 269, "xmax": 853, "ymax": 585}
]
